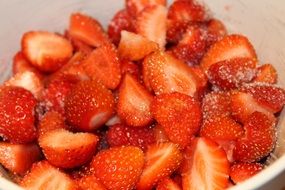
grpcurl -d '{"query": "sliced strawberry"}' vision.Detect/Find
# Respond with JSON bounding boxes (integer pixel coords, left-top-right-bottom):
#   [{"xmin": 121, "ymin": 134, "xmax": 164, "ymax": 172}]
[
  {"xmin": 157, "ymin": 177, "xmax": 182, "ymax": 190},
  {"xmin": 136, "ymin": 5, "xmax": 167, "ymax": 48},
  {"xmin": 136, "ymin": 143, "xmax": 183, "ymax": 190},
  {"xmin": 151, "ymin": 92, "xmax": 201, "ymax": 147},
  {"xmin": 254, "ymin": 64, "xmax": 277, "ymax": 84},
  {"xmin": 39, "ymin": 129, "xmax": 98, "ymax": 169},
  {"xmin": 215, "ymin": 140, "xmax": 236, "ymax": 163},
  {"xmin": 200, "ymin": 34, "xmax": 257, "ymax": 72},
  {"xmin": 230, "ymin": 162, "xmax": 263, "ymax": 184},
  {"xmin": 207, "ymin": 58, "xmax": 257, "ymax": 90},
  {"xmin": 0, "ymin": 86, "xmax": 37, "ymax": 143},
  {"xmin": 21, "ymin": 161, "xmax": 78, "ymax": 190},
  {"xmin": 12, "ymin": 51, "xmax": 40, "ymax": 74},
  {"xmin": 65, "ymin": 30, "xmax": 93, "ymax": 54},
  {"xmin": 81, "ymin": 43, "xmax": 121, "ymax": 89},
  {"xmin": 182, "ymin": 137, "xmax": 230, "ymax": 190},
  {"xmin": 0, "ymin": 143, "xmax": 41, "ymax": 175},
  {"xmin": 126, "ymin": 0, "xmax": 166, "ymax": 17},
  {"xmin": 166, "ymin": 20, "xmax": 189, "ymax": 44},
  {"xmin": 117, "ymin": 74, "xmax": 153, "ymax": 127},
  {"xmin": 21, "ymin": 31, "xmax": 73, "ymax": 72},
  {"xmin": 118, "ymin": 30, "xmax": 159, "ymax": 61},
  {"xmin": 65, "ymin": 80, "xmax": 115, "ymax": 131},
  {"xmin": 91, "ymin": 146, "xmax": 144, "ymax": 190},
  {"xmin": 76, "ymin": 173, "xmax": 107, "ymax": 190},
  {"xmin": 105, "ymin": 115, "xmax": 121, "ymax": 126},
  {"xmin": 206, "ymin": 19, "xmax": 227, "ymax": 46},
  {"xmin": 69, "ymin": 13, "xmax": 109, "ymax": 47},
  {"xmin": 120, "ymin": 59, "xmax": 140, "ymax": 79},
  {"xmin": 153, "ymin": 124, "xmax": 169, "ymax": 143},
  {"xmin": 233, "ymin": 112, "xmax": 276, "ymax": 162},
  {"xmin": 38, "ymin": 111, "xmax": 66, "ymax": 137}
]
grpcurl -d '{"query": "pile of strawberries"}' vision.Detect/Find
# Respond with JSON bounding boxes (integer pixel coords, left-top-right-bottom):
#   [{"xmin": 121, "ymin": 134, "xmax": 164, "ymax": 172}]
[{"xmin": 0, "ymin": 0, "xmax": 284, "ymax": 189}]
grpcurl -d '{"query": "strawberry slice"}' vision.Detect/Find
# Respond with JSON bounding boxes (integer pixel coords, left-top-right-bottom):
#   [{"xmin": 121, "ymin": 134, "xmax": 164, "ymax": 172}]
[
  {"xmin": 157, "ymin": 177, "xmax": 182, "ymax": 190},
  {"xmin": 166, "ymin": 20, "xmax": 189, "ymax": 44},
  {"xmin": 230, "ymin": 162, "xmax": 263, "ymax": 184},
  {"xmin": 215, "ymin": 140, "xmax": 236, "ymax": 163},
  {"xmin": 65, "ymin": 30, "xmax": 93, "ymax": 55},
  {"xmin": 120, "ymin": 59, "xmax": 140, "ymax": 79},
  {"xmin": 153, "ymin": 124, "xmax": 170, "ymax": 143},
  {"xmin": 182, "ymin": 137, "xmax": 230, "ymax": 190},
  {"xmin": 65, "ymin": 80, "xmax": 115, "ymax": 131},
  {"xmin": 21, "ymin": 31, "xmax": 73, "ymax": 72},
  {"xmin": 105, "ymin": 115, "xmax": 121, "ymax": 126},
  {"xmin": 81, "ymin": 43, "xmax": 121, "ymax": 89},
  {"xmin": 0, "ymin": 86, "xmax": 37, "ymax": 143},
  {"xmin": 0, "ymin": 143, "xmax": 41, "ymax": 175},
  {"xmin": 69, "ymin": 13, "xmax": 109, "ymax": 47},
  {"xmin": 200, "ymin": 34, "xmax": 257, "ymax": 72},
  {"xmin": 233, "ymin": 112, "xmax": 276, "ymax": 162},
  {"xmin": 254, "ymin": 64, "xmax": 277, "ymax": 84},
  {"xmin": 136, "ymin": 5, "xmax": 167, "ymax": 48},
  {"xmin": 38, "ymin": 111, "xmax": 66, "ymax": 137},
  {"xmin": 117, "ymin": 74, "xmax": 153, "ymax": 127},
  {"xmin": 12, "ymin": 51, "xmax": 40, "ymax": 74},
  {"xmin": 136, "ymin": 143, "xmax": 183, "ymax": 190},
  {"xmin": 76, "ymin": 173, "xmax": 107, "ymax": 190},
  {"xmin": 21, "ymin": 161, "xmax": 78, "ymax": 190},
  {"xmin": 207, "ymin": 58, "xmax": 257, "ymax": 90},
  {"xmin": 39, "ymin": 129, "xmax": 98, "ymax": 169},
  {"xmin": 91, "ymin": 146, "xmax": 144, "ymax": 190},
  {"xmin": 118, "ymin": 30, "xmax": 159, "ymax": 61},
  {"xmin": 151, "ymin": 92, "xmax": 202, "ymax": 147},
  {"xmin": 126, "ymin": 0, "xmax": 166, "ymax": 17},
  {"xmin": 206, "ymin": 19, "xmax": 227, "ymax": 46}
]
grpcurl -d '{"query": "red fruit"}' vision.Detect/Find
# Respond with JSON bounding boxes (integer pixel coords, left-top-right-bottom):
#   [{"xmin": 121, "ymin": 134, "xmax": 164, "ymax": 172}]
[
  {"xmin": 21, "ymin": 161, "xmax": 78, "ymax": 190},
  {"xmin": 38, "ymin": 111, "xmax": 66, "ymax": 136},
  {"xmin": 191, "ymin": 66, "xmax": 208, "ymax": 91},
  {"xmin": 230, "ymin": 162, "xmax": 263, "ymax": 184},
  {"xmin": 0, "ymin": 86, "xmax": 37, "ymax": 143},
  {"xmin": 76, "ymin": 173, "xmax": 107, "ymax": 190},
  {"xmin": 182, "ymin": 138, "xmax": 230, "ymax": 190},
  {"xmin": 21, "ymin": 31, "xmax": 73, "ymax": 72},
  {"xmin": 12, "ymin": 51, "xmax": 39, "ymax": 74},
  {"xmin": 69, "ymin": 13, "xmax": 109, "ymax": 47},
  {"xmin": 206, "ymin": 19, "xmax": 227, "ymax": 46},
  {"xmin": 254, "ymin": 64, "xmax": 277, "ymax": 84},
  {"xmin": 157, "ymin": 177, "xmax": 182, "ymax": 190},
  {"xmin": 137, "ymin": 143, "xmax": 183, "ymax": 190},
  {"xmin": 106, "ymin": 124, "xmax": 155, "ymax": 151},
  {"xmin": 207, "ymin": 58, "xmax": 257, "ymax": 89},
  {"xmin": 215, "ymin": 140, "xmax": 236, "ymax": 163},
  {"xmin": 65, "ymin": 80, "xmax": 115, "ymax": 131},
  {"xmin": 233, "ymin": 112, "xmax": 276, "ymax": 162},
  {"xmin": 151, "ymin": 92, "xmax": 202, "ymax": 147},
  {"xmin": 91, "ymin": 146, "xmax": 144, "ymax": 190},
  {"xmin": 166, "ymin": 21, "xmax": 189, "ymax": 44},
  {"xmin": 0, "ymin": 143, "xmax": 41, "ymax": 175},
  {"xmin": 105, "ymin": 115, "xmax": 121, "ymax": 126},
  {"xmin": 120, "ymin": 59, "xmax": 140, "ymax": 79},
  {"xmin": 39, "ymin": 129, "xmax": 98, "ymax": 169},
  {"xmin": 118, "ymin": 30, "xmax": 159, "ymax": 61},
  {"xmin": 81, "ymin": 44, "xmax": 121, "ymax": 89},
  {"xmin": 136, "ymin": 5, "xmax": 167, "ymax": 48},
  {"xmin": 153, "ymin": 124, "xmax": 169, "ymax": 143},
  {"xmin": 200, "ymin": 34, "xmax": 257, "ymax": 72},
  {"xmin": 126, "ymin": 0, "xmax": 166, "ymax": 17},
  {"xmin": 117, "ymin": 74, "xmax": 153, "ymax": 127}
]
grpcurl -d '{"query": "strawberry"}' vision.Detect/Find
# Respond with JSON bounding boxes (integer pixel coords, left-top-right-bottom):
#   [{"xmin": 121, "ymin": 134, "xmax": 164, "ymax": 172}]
[
  {"xmin": 38, "ymin": 111, "xmax": 66, "ymax": 137},
  {"xmin": 76, "ymin": 173, "xmax": 107, "ymax": 190},
  {"xmin": 21, "ymin": 31, "xmax": 73, "ymax": 72},
  {"xmin": 153, "ymin": 124, "xmax": 169, "ymax": 143},
  {"xmin": 12, "ymin": 51, "xmax": 39, "ymax": 74},
  {"xmin": 126, "ymin": 0, "xmax": 166, "ymax": 17},
  {"xmin": 108, "ymin": 9, "xmax": 134, "ymax": 45},
  {"xmin": 106, "ymin": 124, "xmax": 155, "ymax": 151},
  {"xmin": 200, "ymin": 34, "xmax": 257, "ymax": 72},
  {"xmin": 21, "ymin": 161, "xmax": 78, "ymax": 190},
  {"xmin": 157, "ymin": 177, "xmax": 182, "ymax": 190},
  {"xmin": 81, "ymin": 43, "xmax": 121, "ymax": 89},
  {"xmin": 39, "ymin": 129, "xmax": 98, "ymax": 169},
  {"xmin": 136, "ymin": 5, "xmax": 167, "ymax": 48},
  {"xmin": 69, "ymin": 13, "xmax": 109, "ymax": 47},
  {"xmin": 166, "ymin": 20, "xmax": 189, "ymax": 44},
  {"xmin": 91, "ymin": 146, "xmax": 144, "ymax": 190},
  {"xmin": 151, "ymin": 92, "xmax": 202, "ymax": 147},
  {"xmin": 118, "ymin": 30, "xmax": 159, "ymax": 61},
  {"xmin": 207, "ymin": 58, "xmax": 257, "ymax": 90},
  {"xmin": 120, "ymin": 59, "xmax": 140, "ymax": 79},
  {"xmin": 105, "ymin": 115, "xmax": 121, "ymax": 126},
  {"xmin": 191, "ymin": 66, "xmax": 208, "ymax": 90},
  {"xmin": 254, "ymin": 64, "xmax": 277, "ymax": 84},
  {"xmin": 206, "ymin": 19, "xmax": 227, "ymax": 46},
  {"xmin": 215, "ymin": 140, "xmax": 236, "ymax": 163},
  {"xmin": 233, "ymin": 112, "xmax": 276, "ymax": 162},
  {"xmin": 137, "ymin": 143, "xmax": 183, "ymax": 190},
  {"xmin": 117, "ymin": 74, "xmax": 153, "ymax": 127},
  {"xmin": 181, "ymin": 137, "xmax": 230, "ymax": 190},
  {"xmin": 0, "ymin": 143, "xmax": 41, "ymax": 175},
  {"xmin": 230, "ymin": 162, "xmax": 263, "ymax": 184},
  {"xmin": 65, "ymin": 80, "xmax": 115, "ymax": 131},
  {"xmin": 0, "ymin": 86, "xmax": 37, "ymax": 143},
  {"xmin": 65, "ymin": 31, "xmax": 93, "ymax": 55}
]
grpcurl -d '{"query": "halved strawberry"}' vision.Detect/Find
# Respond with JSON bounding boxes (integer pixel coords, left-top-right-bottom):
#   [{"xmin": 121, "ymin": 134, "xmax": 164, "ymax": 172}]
[
  {"xmin": 126, "ymin": 0, "xmax": 166, "ymax": 17},
  {"xmin": 38, "ymin": 111, "xmax": 66, "ymax": 137},
  {"xmin": 21, "ymin": 161, "xmax": 78, "ymax": 190},
  {"xmin": 136, "ymin": 5, "xmax": 167, "ymax": 48},
  {"xmin": 233, "ymin": 112, "xmax": 276, "ymax": 162},
  {"xmin": 0, "ymin": 86, "xmax": 37, "ymax": 143},
  {"xmin": 206, "ymin": 19, "xmax": 227, "ymax": 46},
  {"xmin": 157, "ymin": 177, "xmax": 182, "ymax": 190},
  {"xmin": 191, "ymin": 66, "xmax": 208, "ymax": 91},
  {"xmin": 200, "ymin": 34, "xmax": 257, "ymax": 72},
  {"xmin": 21, "ymin": 31, "xmax": 73, "ymax": 72},
  {"xmin": 69, "ymin": 13, "xmax": 109, "ymax": 47},
  {"xmin": 182, "ymin": 137, "xmax": 230, "ymax": 190},
  {"xmin": 166, "ymin": 20, "xmax": 189, "ymax": 44},
  {"xmin": 39, "ymin": 129, "xmax": 98, "ymax": 169},
  {"xmin": 117, "ymin": 74, "xmax": 153, "ymax": 127},
  {"xmin": 12, "ymin": 51, "xmax": 40, "ymax": 74},
  {"xmin": 81, "ymin": 43, "xmax": 121, "ymax": 89},
  {"xmin": 136, "ymin": 143, "xmax": 183, "ymax": 190},
  {"xmin": 120, "ymin": 59, "xmax": 140, "ymax": 79},
  {"xmin": 151, "ymin": 92, "xmax": 201, "ymax": 147},
  {"xmin": 215, "ymin": 140, "xmax": 236, "ymax": 163},
  {"xmin": 65, "ymin": 30, "xmax": 93, "ymax": 55},
  {"xmin": 76, "ymin": 173, "xmax": 107, "ymax": 190},
  {"xmin": 230, "ymin": 162, "xmax": 263, "ymax": 184},
  {"xmin": 105, "ymin": 115, "xmax": 121, "ymax": 126},
  {"xmin": 65, "ymin": 80, "xmax": 115, "ymax": 131},
  {"xmin": 254, "ymin": 64, "xmax": 277, "ymax": 84},
  {"xmin": 153, "ymin": 124, "xmax": 169, "ymax": 143},
  {"xmin": 91, "ymin": 146, "xmax": 144, "ymax": 190},
  {"xmin": 207, "ymin": 58, "xmax": 257, "ymax": 90},
  {"xmin": 0, "ymin": 143, "xmax": 41, "ymax": 175},
  {"xmin": 118, "ymin": 30, "xmax": 159, "ymax": 61}
]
